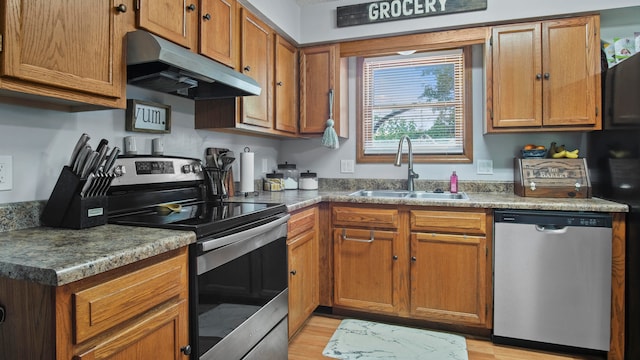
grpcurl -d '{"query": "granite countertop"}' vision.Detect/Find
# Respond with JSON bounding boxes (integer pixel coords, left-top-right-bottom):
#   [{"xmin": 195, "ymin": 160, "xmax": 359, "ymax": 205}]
[
  {"xmin": 227, "ymin": 190, "xmax": 629, "ymax": 213},
  {"xmin": 0, "ymin": 188, "xmax": 627, "ymax": 287},
  {"xmin": 0, "ymin": 224, "xmax": 195, "ymax": 286}
]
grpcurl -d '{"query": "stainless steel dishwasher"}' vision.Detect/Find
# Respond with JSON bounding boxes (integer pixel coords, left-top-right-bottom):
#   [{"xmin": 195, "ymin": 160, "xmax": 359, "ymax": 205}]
[{"xmin": 493, "ymin": 210, "xmax": 612, "ymax": 353}]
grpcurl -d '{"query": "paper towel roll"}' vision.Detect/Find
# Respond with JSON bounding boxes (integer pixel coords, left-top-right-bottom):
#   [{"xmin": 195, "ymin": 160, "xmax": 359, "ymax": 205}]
[{"xmin": 240, "ymin": 151, "xmax": 255, "ymax": 194}]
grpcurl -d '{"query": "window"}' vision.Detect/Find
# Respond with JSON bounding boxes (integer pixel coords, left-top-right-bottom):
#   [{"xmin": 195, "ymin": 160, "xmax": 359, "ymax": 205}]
[{"xmin": 356, "ymin": 47, "xmax": 473, "ymax": 163}]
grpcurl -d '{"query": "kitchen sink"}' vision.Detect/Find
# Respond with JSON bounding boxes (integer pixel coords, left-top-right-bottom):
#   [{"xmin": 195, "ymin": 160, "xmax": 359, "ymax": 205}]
[
  {"xmin": 349, "ymin": 190, "xmax": 411, "ymax": 198},
  {"xmin": 406, "ymin": 191, "xmax": 469, "ymax": 200},
  {"xmin": 349, "ymin": 190, "xmax": 469, "ymax": 200}
]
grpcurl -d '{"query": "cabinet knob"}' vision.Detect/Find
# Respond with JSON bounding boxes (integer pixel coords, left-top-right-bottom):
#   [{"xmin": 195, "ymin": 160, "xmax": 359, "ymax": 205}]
[
  {"xmin": 276, "ymin": 81, "xmax": 283, "ymax": 86},
  {"xmin": 115, "ymin": 4, "xmax": 127, "ymax": 13},
  {"xmin": 536, "ymin": 73, "xmax": 542, "ymax": 80},
  {"xmin": 181, "ymin": 345, "xmax": 192, "ymax": 355},
  {"xmin": 203, "ymin": 13, "xmax": 211, "ymax": 21},
  {"xmin": 186, "ymin": 4, "xmax": 196, "ymax": 11},
  {"xmin": 290, "ymin": 270, "xmax": 297, "ymax": 275},
  {"xmin": 544, "ymin": 73, "xmax": 550, "ymax": 80},
  {"xmin": 0, "ymin": 305, "xmax": 5, "ymax": 323},
  {"xmin": 392, "ymin": 255, "xmax": 398, "ymax": 260},
  {"xmin": 243, "ymin": 65, "xmax": 251, "ymax": 72},
  {"xmin": 411, "ymin": 256, "xmax": 417, "ymax": 262}
]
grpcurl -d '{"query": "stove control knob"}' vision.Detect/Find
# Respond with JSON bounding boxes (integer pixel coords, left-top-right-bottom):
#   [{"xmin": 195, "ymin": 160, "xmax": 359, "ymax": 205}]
[
  {"xmin": 181, "ymin": 164, "xmax": 192, "ymax": 174},
  {"xmin": 113, "ymin": 165, "xmax": 126, "ymax": 176},
  {"xmin": 191, "ymin": 163, "xmax": 203, "ymax": 173}
]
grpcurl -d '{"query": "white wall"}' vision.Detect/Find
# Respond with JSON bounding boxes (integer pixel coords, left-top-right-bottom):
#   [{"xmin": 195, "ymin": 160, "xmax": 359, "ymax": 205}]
[
  {"xmin": 0, "ymin": 86, "xmax": 281, "ymax": 204},
  {"xmin": 278, "ymin": 46, "xmax": 585, "ymax": 182}
]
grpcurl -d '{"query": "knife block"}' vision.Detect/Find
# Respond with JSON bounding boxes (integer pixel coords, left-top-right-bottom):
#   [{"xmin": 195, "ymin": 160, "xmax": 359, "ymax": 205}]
[{"xmin": 40, "ymin": 166, "xmax": 108, "ymax": 229}]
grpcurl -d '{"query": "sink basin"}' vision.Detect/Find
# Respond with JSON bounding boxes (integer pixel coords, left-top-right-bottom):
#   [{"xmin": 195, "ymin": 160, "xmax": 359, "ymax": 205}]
[
  {"xmin": 349, "ymin": 190, "xmax": 469, "ymax": 200},
  {"xmin": 407, "ymin": 191, "xmax": 469, "ymax": 200},
  {"xmin": 349, "ymin": 190, "xmax": 411, "ymax": 198}
]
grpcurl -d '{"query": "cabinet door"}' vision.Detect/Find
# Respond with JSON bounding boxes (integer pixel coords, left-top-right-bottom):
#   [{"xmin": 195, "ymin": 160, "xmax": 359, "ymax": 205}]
[
  {"xmin": 288, "ymin": 230, "xmax": 318, "ymax": 338},
  {"xmin": 137, "ymin": 0, "xmax": 198, "ymax": 49},
  {"xmin": 240, "ymin": 8, "xmax": 272, "ymax": 128},
  {"xmin": 542, "ymin": 16, "xmax": 599, "ymax": 126},
  {"xmin": 1, "ymin": 0, "xmax": 126, "ymax": 98},
  {"xmin": 333, "ymin": 228, "xmax": 398, "ymax": 314},
  {"xmin": 299, "ymin": 44, "xmax": 343, "ymax": 135},
  {"xmin": 491, "ymin": 23, "xmax": 543, "ymax": 128},
  {"xmin": 410, "ymin": 232, "xmax": 487, "ymax": 326},
  {"xmin": 74, "ymin": 300, "xmax": 189, "ymax": 360},
  {"xmin": 199, "ymin": 0, "xmax": 236, "ymax": 67},
  {"xmin": 274, "ymin": 35, "xmax": 298, "ymax": 134}
]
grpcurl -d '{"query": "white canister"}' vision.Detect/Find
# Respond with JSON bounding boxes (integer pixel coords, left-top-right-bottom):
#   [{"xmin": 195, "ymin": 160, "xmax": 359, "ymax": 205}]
[{"xmin": 299, "ymin": 170, "xmax": 318, "ymax": 190}]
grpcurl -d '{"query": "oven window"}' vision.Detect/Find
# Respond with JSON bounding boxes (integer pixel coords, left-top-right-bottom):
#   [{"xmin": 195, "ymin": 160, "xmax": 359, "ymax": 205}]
[{"xmin": 196, "ymin": 237, "xmax": 287, "ymax": 356}]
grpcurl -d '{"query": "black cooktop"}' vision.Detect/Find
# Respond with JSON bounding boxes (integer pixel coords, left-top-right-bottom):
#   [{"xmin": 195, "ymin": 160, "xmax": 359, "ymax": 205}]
[{"xmin": 109, "ymin": 201, "xmax": 287, "ymax": 239}]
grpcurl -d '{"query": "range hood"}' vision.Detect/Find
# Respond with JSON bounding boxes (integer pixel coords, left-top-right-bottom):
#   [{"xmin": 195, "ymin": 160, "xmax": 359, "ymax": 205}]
[{"xmin": 126, "ymin": 30, "xmax": 261, "ymax": 99}]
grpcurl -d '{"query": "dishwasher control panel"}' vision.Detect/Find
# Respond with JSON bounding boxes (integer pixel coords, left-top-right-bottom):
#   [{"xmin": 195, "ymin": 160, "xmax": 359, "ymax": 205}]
[{"xmin": 494, "ymin": 209, "xmax": 612, "ymax": 228}]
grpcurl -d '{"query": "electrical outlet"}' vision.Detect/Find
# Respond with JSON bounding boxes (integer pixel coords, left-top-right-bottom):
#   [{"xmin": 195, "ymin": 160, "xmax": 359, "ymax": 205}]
[
  {"xmin": 262, "ymin": 158, "xmax": 269, "ymax": 173},
  {"xmin": 340, "ymin": 159, "xmax": 354, "ymax": 173},
  {"xmin": 0, "ymin": 155, "xmax": 13, "ymax": 191}
]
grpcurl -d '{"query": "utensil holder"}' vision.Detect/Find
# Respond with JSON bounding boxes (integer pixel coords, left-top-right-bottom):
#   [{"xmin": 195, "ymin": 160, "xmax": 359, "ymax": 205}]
[
  {"xmin": 203, "ymin": 166, "xmax": 228, "ymax": 200},
  {"xmin": 40, "ymin": 166, "xmax": 108, "ymax": 229}
]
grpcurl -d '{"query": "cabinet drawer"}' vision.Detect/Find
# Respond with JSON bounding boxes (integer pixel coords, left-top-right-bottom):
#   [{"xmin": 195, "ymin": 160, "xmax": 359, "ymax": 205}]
[
  {"xmin": 73, "ymin": 254, "xmax": 186, "ymax": 343},
  {"xmin": 410, "ymin": 210, "xmax": 486, "ymax": 235},
  {"xmin": 333, "ymin": 206, "xmax": 398, "ymax": 229},
  {"xmin": 288, "ymin": 207, "xmax": 317, "ymax": 240}
]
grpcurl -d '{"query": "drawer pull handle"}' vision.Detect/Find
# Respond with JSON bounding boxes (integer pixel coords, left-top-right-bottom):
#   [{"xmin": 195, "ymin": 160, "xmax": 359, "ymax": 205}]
[
  {"xmin": 342, "ymin": 228, "xmax": 374, "ymax": 243},
  {"xmin": 0, "ymin": 305, "xmax": 5, "ymax": 323}
]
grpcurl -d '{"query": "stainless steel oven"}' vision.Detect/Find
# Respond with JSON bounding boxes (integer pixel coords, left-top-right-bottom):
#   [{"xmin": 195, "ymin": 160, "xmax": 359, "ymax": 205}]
[{"xmin": 107, "ymin": 155, "xmax": 289, "ymax": 360}]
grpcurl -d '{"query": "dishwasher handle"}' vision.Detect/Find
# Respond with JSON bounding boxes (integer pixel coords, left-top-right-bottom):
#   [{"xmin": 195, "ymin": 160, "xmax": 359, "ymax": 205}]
[{"xmin": 535, "ymin": 224, "xmax": 568, "ymax": 234}]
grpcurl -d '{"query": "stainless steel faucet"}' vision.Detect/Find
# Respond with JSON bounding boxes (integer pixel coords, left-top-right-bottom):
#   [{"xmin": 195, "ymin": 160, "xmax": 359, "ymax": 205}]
[{"xmin": 394, "ymin": 135, "xmax": 419, "ymax": 191}]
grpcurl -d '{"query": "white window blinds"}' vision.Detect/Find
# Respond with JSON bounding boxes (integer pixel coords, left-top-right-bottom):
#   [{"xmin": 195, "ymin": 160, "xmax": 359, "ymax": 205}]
[{"xmin": 361, "ymin": 49, "xmax": 465, "ymax": 155}]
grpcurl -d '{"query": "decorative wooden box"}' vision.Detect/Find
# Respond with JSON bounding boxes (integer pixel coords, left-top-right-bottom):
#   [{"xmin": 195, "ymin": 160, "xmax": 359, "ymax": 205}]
[{"xmin": 514, "ymin": 158, "xmax": 592, "ymax": 198}]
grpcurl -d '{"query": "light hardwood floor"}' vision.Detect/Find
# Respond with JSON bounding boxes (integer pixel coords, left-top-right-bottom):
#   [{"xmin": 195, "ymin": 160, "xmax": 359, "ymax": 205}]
[{"xmin": 288, "ymin": 315, "xmax": 602, "ymax": 360}]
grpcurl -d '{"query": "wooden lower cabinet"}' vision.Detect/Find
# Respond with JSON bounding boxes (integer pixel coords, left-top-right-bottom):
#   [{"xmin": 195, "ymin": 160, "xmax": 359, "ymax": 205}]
[
  {"xmin": 0, "ymin": 248, "xmax": 190, "ymax": 360},
  {"xmin": 331, "ymin": 204, "xmax": 492, "ymax": 329},
  {"xmin": 333, "ymin": 228, "xmax": 399, "ymax": 314},
  {"xmin": 410, "ymin": 232, "xmax": 488, "ymax": 326},
  {"xmin": 287, "ymin": 207, "xmax": 320, "ymax": 338}
]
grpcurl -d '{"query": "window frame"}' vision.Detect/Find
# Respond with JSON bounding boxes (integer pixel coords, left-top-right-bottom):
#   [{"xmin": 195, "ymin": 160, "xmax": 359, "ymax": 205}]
[{"xmin": 356, "ymin": 46, "xmax": 474, "ymax": 164}]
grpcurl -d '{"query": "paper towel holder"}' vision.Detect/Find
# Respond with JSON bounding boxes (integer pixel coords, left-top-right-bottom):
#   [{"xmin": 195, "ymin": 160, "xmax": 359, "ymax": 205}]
[{"xmin": 240, "ymin": 146, "xmax": 257, "ymax": 197}]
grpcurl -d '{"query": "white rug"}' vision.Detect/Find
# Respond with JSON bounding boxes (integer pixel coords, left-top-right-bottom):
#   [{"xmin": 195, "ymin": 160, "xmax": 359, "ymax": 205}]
[{"xmin": 322, "ymin": 319, "xmax": 469, "ymax": 360}]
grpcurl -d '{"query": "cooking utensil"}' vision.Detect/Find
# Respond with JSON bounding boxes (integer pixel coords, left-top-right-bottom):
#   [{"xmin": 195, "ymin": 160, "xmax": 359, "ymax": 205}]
[
  {"xmin": 80, "ymin": 172, "xmax": 95, "ymax": 197},
  {"xmin": 155, "ymin": 203, "xmax": 182, "ymax": 215},
  {"xmin": 73, "ymin": 146, "xmax": 91, "ymax": 175},
  {"xmin": 81, "ymin": 151, "xmax": 98, "ymax": 178},
  {"xmin": 68, "ymin": 133, "xmax": 90, "ymax": 167},
  {"xmin": 103, "ymin": 147, "xmax": 120, "ymax": 174}
]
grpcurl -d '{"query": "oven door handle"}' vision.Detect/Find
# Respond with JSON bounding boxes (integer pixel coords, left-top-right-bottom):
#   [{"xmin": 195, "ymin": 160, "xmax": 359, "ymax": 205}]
[{"xmin": 200, "ymin": 213, "xmax": 291, "ymax": 252}]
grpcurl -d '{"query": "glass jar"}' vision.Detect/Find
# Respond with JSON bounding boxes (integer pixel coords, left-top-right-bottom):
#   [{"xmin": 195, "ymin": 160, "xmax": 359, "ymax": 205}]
[
  {"xmin": 263, "ymin": 171, "xmax": 284, "ymax": 192},
  {"xmin": 299, "ymin": 170, "xmax": 318, "ymax": 190},
  {"xmin": 277, "ymin": 162, "xmax": 299, "ymax": 190}
]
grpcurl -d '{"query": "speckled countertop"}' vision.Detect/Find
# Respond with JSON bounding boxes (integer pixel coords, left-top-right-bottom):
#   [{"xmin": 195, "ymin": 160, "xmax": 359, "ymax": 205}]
[
  {"xmin": 0, "ymin": 224, "xmax": 195, "ymax": 286},
  {"xmin": 0, "ymin": 184, "xmax": 628, "ymax": 287},
  {"xmin": 229, "ymin": 190, "xmax": 629, "ymax": 213}
]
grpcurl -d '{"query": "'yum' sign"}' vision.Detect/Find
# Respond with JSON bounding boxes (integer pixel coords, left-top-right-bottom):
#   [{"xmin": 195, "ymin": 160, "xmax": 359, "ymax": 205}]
[{"xmin": 337, "ymin": 0, "xmax": 487, "ymax": 27}]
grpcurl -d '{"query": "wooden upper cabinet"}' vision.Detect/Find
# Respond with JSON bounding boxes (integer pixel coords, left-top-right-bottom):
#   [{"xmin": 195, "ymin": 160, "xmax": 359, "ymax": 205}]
[
  {"xmin": 274, "ymin": 35, "xmax": 299, "ymax": 134},
  {"xmin": 299, "ymin": 44, "xmax": 348, "ymax": 137},
  {"xmin": 199, "ymin": 0, "xmax": 236, "ymax": 67},
  {"xmin": 137, "ymin": 0, "xmax": 199, "ymax": 49},
  {"xmin": 0, "ymin": 0, "xmax": 127, "ymax": 107},
  {"xmin": 240, "ymin": 8, "xmax": 273, "ymax": 128},
  {"xmin": 489, "ymin": 15, "xmax": 601, "ymax": 132}
]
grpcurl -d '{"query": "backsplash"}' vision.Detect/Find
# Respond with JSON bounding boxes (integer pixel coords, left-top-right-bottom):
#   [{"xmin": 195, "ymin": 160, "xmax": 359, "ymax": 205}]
[{"xmin": 0, "ymin": 179, "xmax": 514, "ymax": 232}]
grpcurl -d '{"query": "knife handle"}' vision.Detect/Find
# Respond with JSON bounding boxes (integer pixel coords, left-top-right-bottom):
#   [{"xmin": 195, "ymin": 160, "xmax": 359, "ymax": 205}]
[
  {"xmin": 68, "ymin": 133, "xmax": 90, "ymax": 167},
  {"xmin": 104, "ymin": 147, "xmax": 121, "ymax": 174}
]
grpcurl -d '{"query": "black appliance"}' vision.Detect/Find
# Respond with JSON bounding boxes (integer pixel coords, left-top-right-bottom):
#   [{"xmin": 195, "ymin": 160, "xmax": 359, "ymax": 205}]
[
  {"xmin": 589, "ymin": 51, "xmax": 640, "ymax": 360},
  {"xmin": 107, "ymin": 155, "xmax": 290, "ymax": 360}
]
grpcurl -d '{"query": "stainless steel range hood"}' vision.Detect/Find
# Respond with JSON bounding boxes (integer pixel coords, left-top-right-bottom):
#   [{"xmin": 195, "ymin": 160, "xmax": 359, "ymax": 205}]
[{"xmin": 126, "ymin": 30, "xmax": 261, "ymax": 99}]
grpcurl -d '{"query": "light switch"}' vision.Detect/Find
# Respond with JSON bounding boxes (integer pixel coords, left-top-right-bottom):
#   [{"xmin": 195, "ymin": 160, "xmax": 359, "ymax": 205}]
[
  {"xmin": 340, "ymin": 159, "xmax": 354, "ymax": 173},
  {"xmin": 477, "ymin": 159, "xmax": 493, "ymax": 175}
]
